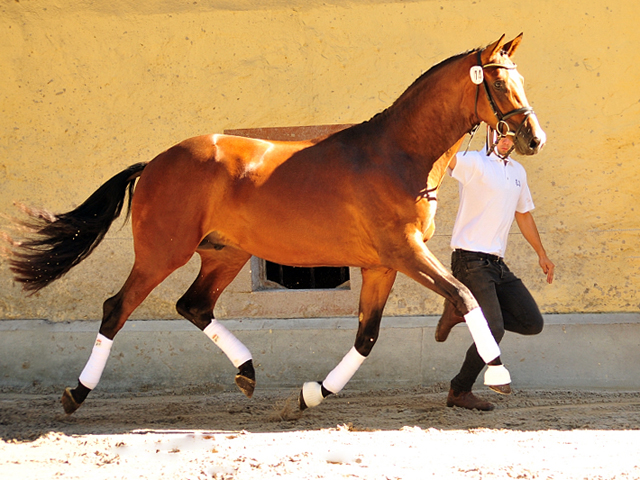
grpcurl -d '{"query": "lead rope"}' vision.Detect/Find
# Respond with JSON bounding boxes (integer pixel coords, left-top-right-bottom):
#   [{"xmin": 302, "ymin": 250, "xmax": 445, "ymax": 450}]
[{"xmin": 463, "ymin": 123, "xmax": 480, "ymax": 156}]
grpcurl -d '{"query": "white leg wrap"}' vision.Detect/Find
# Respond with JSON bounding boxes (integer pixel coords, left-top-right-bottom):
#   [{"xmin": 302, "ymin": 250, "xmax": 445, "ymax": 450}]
[
  {"xmin": 78, "ymin": 333, "xmax": 113, "ymax": 390},
  {"xmin": 204, "ymin": 320, "xmax": 252, "ymax": 368},
  {"xmin": 464, "ymin": 307, "xmax": 501, "ymax": 364},
  {"xmin": 484, "ymin": 364, "xmax": 512, "ymax": 386},
  {"xmin": 302, "ymin": 381, "xmax": 325, "ymax": 408},
  {"xmin": 322, "ymin": 346, "xmax": 366, "ymax": 394}
]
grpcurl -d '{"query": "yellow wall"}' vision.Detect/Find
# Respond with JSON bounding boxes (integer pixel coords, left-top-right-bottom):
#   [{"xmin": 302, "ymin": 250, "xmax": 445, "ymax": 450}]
[{"xmin": 1, "ymin": 0, "xmax": 639, "ymax": 320}]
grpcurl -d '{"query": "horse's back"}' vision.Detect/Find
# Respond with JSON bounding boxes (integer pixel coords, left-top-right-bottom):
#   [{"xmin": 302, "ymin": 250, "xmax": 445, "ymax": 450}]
[{"xmin": 129, "ymin": 130, "xmax": 414, "ymax": 268}]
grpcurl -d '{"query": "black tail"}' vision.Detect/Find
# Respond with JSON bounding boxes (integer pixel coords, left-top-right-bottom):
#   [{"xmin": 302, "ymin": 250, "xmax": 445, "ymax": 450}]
[{"xmin": 8, "ymin": 162, "xmax": 148, "ymax": 293}]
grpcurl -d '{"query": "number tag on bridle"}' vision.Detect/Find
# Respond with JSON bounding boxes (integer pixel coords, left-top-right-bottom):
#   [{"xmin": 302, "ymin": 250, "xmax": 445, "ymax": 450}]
[
  {"xmin": 469, "ymin": 65, "xmax": 484, "ymax": 85},
  {"xmin": 470, "ymin": 66, "xmax": 484, "ymax": 85}
]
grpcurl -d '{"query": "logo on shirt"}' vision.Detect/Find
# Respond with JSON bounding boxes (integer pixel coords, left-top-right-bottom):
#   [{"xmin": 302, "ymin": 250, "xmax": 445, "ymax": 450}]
[{"xmin": 515, "ymin": 179, "xmax": 521, "ymax": 187}]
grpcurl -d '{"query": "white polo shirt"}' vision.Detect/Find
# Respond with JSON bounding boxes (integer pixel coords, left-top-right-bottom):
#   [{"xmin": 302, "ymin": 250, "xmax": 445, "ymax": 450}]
[{"xmin": 449, "ymin": 148, "xmax": 535, "ymax": 258}]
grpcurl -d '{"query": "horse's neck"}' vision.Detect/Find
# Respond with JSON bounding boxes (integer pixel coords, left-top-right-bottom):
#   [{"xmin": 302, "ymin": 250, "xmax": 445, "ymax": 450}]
[{"xmin": 385, "ymin": 55, "xmax": 477, "ymax": 174}]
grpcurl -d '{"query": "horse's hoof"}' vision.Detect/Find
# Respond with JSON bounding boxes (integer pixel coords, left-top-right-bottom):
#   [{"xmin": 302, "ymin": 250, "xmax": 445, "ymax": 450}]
[
  {"xmin": 484, "ymin": 364, "xmax": 511, "ymax": 387},
  {"xmin": 235, "ymin": 374, "xmax": 256, "ymax": 398},
  {"xmin": 488, "ymin": 384, "xmax": 512, "ymax": 395},
  {"xmin": 60, "ymin": 387, "xmax": 81, "ymax": 415},
  {"xmin": 299, "ymin": 381, "xmax": 324, "ymax": 411}
]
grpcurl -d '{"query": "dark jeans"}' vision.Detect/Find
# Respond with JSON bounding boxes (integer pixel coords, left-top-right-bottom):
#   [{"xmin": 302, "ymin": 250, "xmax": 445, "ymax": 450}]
[{"xmin": 450, "ymin": 249, "xmax": 544, "ymax": 393}]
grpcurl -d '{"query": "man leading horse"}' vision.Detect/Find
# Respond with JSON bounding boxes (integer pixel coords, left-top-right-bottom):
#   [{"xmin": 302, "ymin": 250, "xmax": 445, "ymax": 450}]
[{"xmin": 436, "ymin": 129, "xmax": 555, "ymax": 411}]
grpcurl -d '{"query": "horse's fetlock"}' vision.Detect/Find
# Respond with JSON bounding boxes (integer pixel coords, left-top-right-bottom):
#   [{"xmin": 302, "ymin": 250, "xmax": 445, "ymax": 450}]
[
  {"xmin": 238, "ymin": 359, "xmax": 255, "ymax": 381},
  {"xmin": 354, "ymin": 341, "xmax": 374, "ymax": 357}
]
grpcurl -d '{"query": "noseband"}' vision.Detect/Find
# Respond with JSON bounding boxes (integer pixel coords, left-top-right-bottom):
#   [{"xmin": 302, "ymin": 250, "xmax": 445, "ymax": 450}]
[{"xmin": 472, "ymin": 49, "xmax": 535, "ymax": 159}]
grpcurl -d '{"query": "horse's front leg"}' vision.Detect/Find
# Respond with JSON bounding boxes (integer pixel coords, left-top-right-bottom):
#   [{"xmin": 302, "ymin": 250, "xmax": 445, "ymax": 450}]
[
  {"xmin": 299, "ymin": 267, "xmax": 397, "ymax": 410},
  {"xmin": 396, "ymin": 233, "xmax": 511, "ymax": 392}
]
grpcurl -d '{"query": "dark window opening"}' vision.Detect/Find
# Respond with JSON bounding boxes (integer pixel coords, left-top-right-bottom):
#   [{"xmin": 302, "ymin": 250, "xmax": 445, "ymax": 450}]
[{"xmin": 265, "ymin": 261, "xmax": 350, "ymax": 290}]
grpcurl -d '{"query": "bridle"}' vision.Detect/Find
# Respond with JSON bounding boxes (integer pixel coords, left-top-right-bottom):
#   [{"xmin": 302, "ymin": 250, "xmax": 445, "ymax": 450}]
[{"xmin": 468, "ymin": 49, "xmax": 535, "ymax": 159}]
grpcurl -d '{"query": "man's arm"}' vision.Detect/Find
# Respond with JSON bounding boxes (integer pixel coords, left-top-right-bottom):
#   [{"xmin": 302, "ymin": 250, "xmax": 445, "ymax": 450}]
[
  {"xmin": 448, "ymin": 154, "xmax": 458, "ymax": 170},
  {"xmin": 515, "ymin": 211, "xmax": 555, "ymax": 284}
]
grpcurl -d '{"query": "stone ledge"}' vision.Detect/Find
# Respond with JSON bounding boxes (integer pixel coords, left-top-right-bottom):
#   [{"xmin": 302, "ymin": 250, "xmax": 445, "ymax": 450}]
[
  {"xmin": 1, "ymin": 313, "xmax": 639, "ymax": 332},
  {"xmin": 1, "ymin": 314, "xmax": 639, "ymax": 393}
]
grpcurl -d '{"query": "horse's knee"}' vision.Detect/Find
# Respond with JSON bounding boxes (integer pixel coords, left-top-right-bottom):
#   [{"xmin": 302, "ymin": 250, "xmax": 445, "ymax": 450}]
[{"xmin": 450, "ymin": 285, "xmax": 479, "ymax": 317}]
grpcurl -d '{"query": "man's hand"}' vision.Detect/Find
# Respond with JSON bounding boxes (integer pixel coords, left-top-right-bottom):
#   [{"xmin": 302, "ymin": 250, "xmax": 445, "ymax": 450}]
[{"xmin": 539, "ymin": 255, "xmax": 555, "ymax": 284}]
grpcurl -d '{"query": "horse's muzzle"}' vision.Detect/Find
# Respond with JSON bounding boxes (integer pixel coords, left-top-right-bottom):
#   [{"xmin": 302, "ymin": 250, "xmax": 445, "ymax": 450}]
[{"xmin": 514, "ymin": 115, "xmax": 546, "ymax": 155}]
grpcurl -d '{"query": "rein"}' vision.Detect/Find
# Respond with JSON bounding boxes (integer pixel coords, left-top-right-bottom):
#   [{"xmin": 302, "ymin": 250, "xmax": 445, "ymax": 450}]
[{"xmin": 471, "ymin": 49, "xmax": 534, "ymax": 159}]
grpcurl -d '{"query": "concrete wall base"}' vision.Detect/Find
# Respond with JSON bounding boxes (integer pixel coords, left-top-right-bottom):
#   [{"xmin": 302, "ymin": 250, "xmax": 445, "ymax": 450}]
[{"xmin": 1, "ymin": 314, "xmax": 639, "ymax": 394}]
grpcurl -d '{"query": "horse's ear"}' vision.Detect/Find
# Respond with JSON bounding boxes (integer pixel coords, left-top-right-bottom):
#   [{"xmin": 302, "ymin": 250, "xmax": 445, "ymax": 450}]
[
  {"xmin": 483, "ymin": 34, "xmax": 507, "ymax": 62},
  {"xmin": 503, "ymin": 33, "xmax": 523, "ymax": 57}
]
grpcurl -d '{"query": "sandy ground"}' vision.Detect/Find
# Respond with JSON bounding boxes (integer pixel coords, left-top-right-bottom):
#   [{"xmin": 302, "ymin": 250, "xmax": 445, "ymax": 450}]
[{"xmin": 1, "ymin": 385, "xmax": 640, "ymax": 479}]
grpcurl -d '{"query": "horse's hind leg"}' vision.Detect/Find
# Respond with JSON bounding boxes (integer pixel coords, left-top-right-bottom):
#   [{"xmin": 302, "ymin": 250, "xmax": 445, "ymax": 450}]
[
  {"xmin": 60, "ymin": 258, "xmax": 187, "ymax": 414},
  {"xmin": 300, "ymin": 267, "xmax": 397, "ymax": 410},
  {"xmin": 61, "ymin": 193, "xmax": 202, "ymax": 415},
  {"xmin": 176, "ymin": 247, "xmax": 255, "ymax": 397}
]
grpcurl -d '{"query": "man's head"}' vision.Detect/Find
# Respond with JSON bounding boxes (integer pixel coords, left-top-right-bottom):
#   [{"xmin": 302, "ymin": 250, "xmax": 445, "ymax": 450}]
[
  {"xmin": 486, "ymin": 125, "xmax": 515, "ymax": 158},
  {"xmin": 495, "ymin": 136, "xmax": 514, "ymax": 157}
]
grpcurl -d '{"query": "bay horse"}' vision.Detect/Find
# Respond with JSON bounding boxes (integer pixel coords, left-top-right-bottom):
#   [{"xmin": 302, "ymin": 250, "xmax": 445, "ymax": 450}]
[{"xmin": 6, "ymin": 34, "xmax": 545, "ymax": 414}]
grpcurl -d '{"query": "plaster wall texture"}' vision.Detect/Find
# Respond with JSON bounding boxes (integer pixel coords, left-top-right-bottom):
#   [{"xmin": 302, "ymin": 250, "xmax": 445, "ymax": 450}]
[{"xmin": 1, "ymin": 0, "xmax": 639, "ymax": 324}]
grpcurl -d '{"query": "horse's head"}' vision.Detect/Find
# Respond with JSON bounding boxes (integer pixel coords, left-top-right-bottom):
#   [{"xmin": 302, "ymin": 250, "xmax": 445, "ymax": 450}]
[{"xmin": 474, "ymin": 33, "xmax": 546, "ymax": 156}]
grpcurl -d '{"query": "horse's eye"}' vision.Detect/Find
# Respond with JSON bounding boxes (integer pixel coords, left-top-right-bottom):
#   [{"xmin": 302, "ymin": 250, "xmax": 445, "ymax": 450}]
[{"xmin": 493, "ymin": 80, "xmax": 505, "ymax": 91}]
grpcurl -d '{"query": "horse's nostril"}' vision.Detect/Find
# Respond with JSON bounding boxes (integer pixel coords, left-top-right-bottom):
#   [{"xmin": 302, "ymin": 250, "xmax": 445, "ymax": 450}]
[{"xmin": 529, "ymin": 137, "xmax": 541, "ymax": 150}]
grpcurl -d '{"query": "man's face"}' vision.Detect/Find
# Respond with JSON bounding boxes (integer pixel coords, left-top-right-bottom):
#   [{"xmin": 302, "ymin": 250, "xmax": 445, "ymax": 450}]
[{"xmin": 496, "ymin": 136, "xmax": 514, "ymax": 156}]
